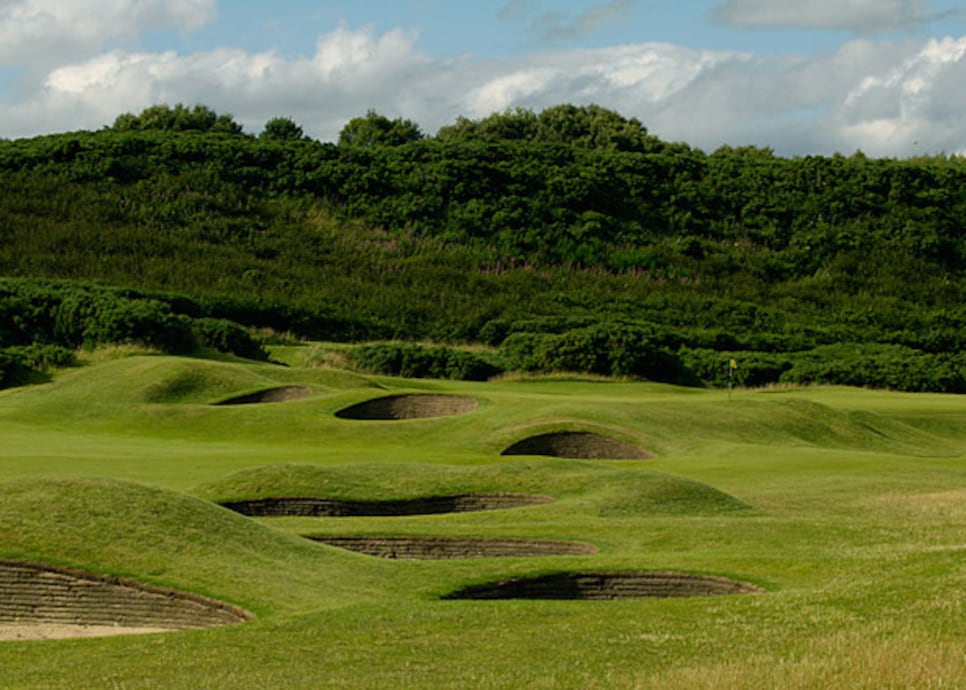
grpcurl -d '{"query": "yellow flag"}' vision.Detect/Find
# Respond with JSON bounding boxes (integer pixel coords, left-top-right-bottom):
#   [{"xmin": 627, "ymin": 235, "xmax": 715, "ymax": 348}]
[{"xmin": 730, "ymin": 359, "xmax": 737, "ymax": 369}]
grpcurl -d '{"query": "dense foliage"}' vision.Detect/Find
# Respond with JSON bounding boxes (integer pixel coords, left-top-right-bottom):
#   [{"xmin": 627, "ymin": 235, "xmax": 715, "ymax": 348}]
[
  {"xmin": 349, "ymin": 343, "xmax": 501, "ymax": 381},
  {"xmin": 2, "ymin": 103, "xmax": 965, "ymax": 390},
  {"xmin": 0, "ymin": 278, "xmax": 268, "ymax": 380}
]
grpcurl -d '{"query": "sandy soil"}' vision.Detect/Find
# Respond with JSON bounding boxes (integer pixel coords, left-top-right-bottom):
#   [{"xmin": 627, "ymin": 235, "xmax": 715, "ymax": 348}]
[
  {"xmin": 0, "ymin": 623, "xmax": 170, "ymax": 641},
  {"xmin": 335, "ymin": 394, "xmax": 478, "ymax": 419}
]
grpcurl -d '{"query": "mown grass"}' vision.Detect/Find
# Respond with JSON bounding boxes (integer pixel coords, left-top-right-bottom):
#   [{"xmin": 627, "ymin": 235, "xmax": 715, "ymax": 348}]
[{"xmin": 0, "ymin": 350, "xmax": 963, "ymax": 688}]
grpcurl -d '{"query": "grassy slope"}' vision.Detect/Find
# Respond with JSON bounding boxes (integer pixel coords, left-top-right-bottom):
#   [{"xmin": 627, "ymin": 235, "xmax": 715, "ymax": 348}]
[{"xmin": 0, "ymin": 351, "xmax": 963, "ymax": 688}]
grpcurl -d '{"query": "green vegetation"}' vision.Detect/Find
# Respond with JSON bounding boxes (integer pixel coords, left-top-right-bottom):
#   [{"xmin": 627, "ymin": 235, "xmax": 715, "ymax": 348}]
[
  {"xmin": 0, "ymin": 353, "xmax": 963, "ymax": 687},
  {"xmin": 0, "ymin": 103, "xmax": 963, "ymax": 685},
  {"xmin": 2, "ymin": 103, "xmax": 965, "ymax": 391},
  {"xmin": 0, "ymin": 277, "xmax": 268, "ymax": 385},
  {"xmin": 348, "ymin": 342, "xmax": 502, "ymax": 381}
]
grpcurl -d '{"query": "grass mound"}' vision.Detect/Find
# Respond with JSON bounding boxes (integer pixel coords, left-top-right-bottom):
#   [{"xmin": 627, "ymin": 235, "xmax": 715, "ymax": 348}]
[
  {"xmin": 0, "ymin": 559, "xmax": 250, "ymax": 640},
  {"xmin": 307, "ymin": 536, "xmax": 598, "ymax": 559},
  {"xmin": 193, "ymin": 461, "xmax": 752, "ymax": 517},
  {"xmin": 334, "ymin": 394, "xmax": 478, "ymax": 420},
  {"xmin": 0, "ymin": 354, "xmax": 373, "ymax": 410},
  {"xmin": 0, "ymin": 477, "xmax": 396, "ymax": 617},
  {"xmin": 501, "ymin": 431, "xmax": 653, "ymax": 459},
  {"xmin": 442, "ymin": 571, "xmax": 761, "ymax": 600}
]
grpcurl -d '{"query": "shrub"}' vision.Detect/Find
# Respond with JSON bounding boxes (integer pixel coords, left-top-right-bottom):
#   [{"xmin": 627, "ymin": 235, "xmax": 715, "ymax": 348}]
[
  {"xmin": 544, "ymin": 323, "xmax": 690, "ymax": 382},
  {"xmin": 80, "ymin": 298, "xmax": 196, "ymax": 353},
  {"xmin": 2, "ymin": 344, "xmax": 75, "ymax": 371},
  {"xmin": 679, "ymin": 348, "xmax": 794, "ymax": 388},
  {"xmin": 498, "ymin": 332, "xmax": 551, "ymax": 372},
  {"xmin": 0, "ymin": 350, "xmax": 23, "ymax": 388},
  {"xmin": 780, "ymin": 343, "xmax": 966, "ymax": 392},
  {"xmin": 499, "ymin": 323, "xmax": 691, "ymax": 383},
  {"xmin": 350, "ymin": 343, "xmax": 502, "ymax": 381},
  {"xmin": 0, "ymin": 344, "xmax": 74, "ymax": 389},
  {"xmin": 192, "ymin": 318, "xmax": 268, "ymax": 360}
]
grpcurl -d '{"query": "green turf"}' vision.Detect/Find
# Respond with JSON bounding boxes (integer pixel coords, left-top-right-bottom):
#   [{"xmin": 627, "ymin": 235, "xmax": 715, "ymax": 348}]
[{"xmin": 0, "ymin": 352, "xmax": 963, "ymax": 688}]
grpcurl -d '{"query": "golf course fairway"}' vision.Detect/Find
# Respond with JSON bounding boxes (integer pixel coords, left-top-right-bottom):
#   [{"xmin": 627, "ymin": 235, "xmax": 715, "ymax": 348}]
[{"xmin": 0, "ymin": 351, "xmax": 963, "ymax": 688}]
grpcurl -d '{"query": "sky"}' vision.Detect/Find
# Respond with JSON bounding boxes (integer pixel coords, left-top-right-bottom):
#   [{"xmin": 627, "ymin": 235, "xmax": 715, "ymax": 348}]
[{"xmin": 2, "ymin": 0, "xmax": 966, "ymax": 157}]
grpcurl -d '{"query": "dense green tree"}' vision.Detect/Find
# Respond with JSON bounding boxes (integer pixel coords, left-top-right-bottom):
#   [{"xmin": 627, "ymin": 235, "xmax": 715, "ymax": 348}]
[
  {"xmin": 437, "ymin": 104, "xmax": 664, "ymax": 153},
  {"xmin": 110, "ymin": 104, "xmax": 244, "ymax": 135},
  {"xmin": 338, "ymin": 109, "xmax": 423, "ymax": 147},
  {"xmin": 437, "ymin": 108, "xmax": 540, "ymax": 142},
  {"xmin": 260, "ymin": 117, "xmax": 305, "ymax": 141},
  {"xmin": 535, "ymin": 104, "xmax": 663, "ymax": 152}
]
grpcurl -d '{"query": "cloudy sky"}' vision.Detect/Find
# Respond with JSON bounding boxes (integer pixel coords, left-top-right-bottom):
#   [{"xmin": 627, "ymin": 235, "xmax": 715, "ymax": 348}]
[{"xmin": 2, "ymin": 0, "xmax": 966, "ymax": 156}]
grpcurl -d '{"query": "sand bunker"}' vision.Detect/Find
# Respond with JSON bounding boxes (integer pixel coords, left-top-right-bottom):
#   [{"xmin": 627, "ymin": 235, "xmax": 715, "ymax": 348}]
[
  {"xmin": 221, "ymin": 493, "xmax": 554, "ymax": 517},
  {"xmin": 443, "ymin": 571, "xmax": 761, "ymax": 600},
  {"xmin": 308, "ymin": 536, "xmax": 597, "ymax": 559},
  {"xmin": 335, "ymin": 394, "xmax": 477, "ymax": 420},
  {"xmin": 501, "ymin": 431, "xmax": 653, "ymax": 459},
  {"xmin": 0, "ymin": 559, "xmax": 251, "ymax": 641},
  {"xmin": 214, "ymin": 385, "xmax": 311, "ymax": 405}
]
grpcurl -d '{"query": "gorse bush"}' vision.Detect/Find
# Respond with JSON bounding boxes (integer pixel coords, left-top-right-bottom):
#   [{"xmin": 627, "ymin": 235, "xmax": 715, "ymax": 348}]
[
  {"xmin": 498, "ymin": 332, "xmax": 549, "ymax": 373},
  {"xmin": 678, "ymin": 344, "xmax": 966, "ymax": 393},
  {"xmin": 350, "ymin": 343, "xmax": 502, "ymax": 381},
  {"xmin": 76, "ymin": 298, "xmax": 195, "ymax": 353},
  {"xmin": 0, "ymin": 278, "xmax": 270, "ymax": 388},
  {"xmin": 498, "ymin": 323, "xmax": 692, "ymax": 384},
  {"xmin": 1, "ymin": 104, "xmax": 965, "ymax": 393},
  {"xmin": 780, "ymin": 343, "xmax": 966, "ymax": 393},
  {"xmin": 1, "ymin": 344, "xmax": 75, "ymax": 371},
  {"xmin": 192, "ymin": 318, "xmax": 268, "ymax": 361},
  {"xmin": 679, "ymin": 348, "xmax": 794, "ymax": 388},
  {"xmin": 537, "ymin": 323, "xmax": 681, "ymax": 380},
  {"xmin": 5, "ymin": 281, "xmax": 194, "ymax": 353},
  {"xmin": 0, "ymin": 350, "xmax": 22, "ymax": 388}
]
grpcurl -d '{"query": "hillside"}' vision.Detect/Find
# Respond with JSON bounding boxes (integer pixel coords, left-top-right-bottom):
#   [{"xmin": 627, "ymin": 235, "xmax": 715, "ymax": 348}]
[{"xmin": 2, "ymin": 104, "xmax": 965, "ymax": 391}]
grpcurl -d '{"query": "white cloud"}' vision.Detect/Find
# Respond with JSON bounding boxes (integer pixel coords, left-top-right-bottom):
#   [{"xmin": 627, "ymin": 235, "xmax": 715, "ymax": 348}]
[
  {"xmin": 4, "ymin": 25, "xmax": 437, "ymax": 138},
  {"xmin": 0, "ymin": 0, "xmax": 215, "ymax": 72},
  {"xmin": 3, "ymin": 24, "xmax": 966, "ymax": 157},
  {"xmin": 712, "ymin": 0, "xmax": 937, "ymax": 33},
  {"xmin": 836, "ymin": 36, "xmax": 966, "ymax": 154},
  {"xmin": 457, "ymin": 42, "xmax": 739, "ymax": 118}
]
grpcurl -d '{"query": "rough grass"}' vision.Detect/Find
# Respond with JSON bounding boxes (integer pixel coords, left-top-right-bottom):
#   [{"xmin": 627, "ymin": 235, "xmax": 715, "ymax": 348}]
[{"xmin": 0, "ymin": 349, "xmax": 963, "ymax": 688}]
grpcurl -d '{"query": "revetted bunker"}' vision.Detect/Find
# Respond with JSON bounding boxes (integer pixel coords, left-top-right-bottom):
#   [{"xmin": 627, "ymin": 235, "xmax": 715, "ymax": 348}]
[
  {"xmin": 443, "ymin": 571, "xmax": 761, "ymax": 600},
  {"xmin": 214, "ymin": 385, "xmax": 311, "ymax": 405},
  {"xmin": 221, "ymin": 493, "xmax": 554, "ymax": 517},
  {"xmin": 501, "ymin": 431, "xmax": 653, "ymax": 460},
  {"xmin": 334, "ymin": 394, "xmax": 478, "ymax": 420},
  {"xmin": 0, "ymin": 559, "xmax": 252, "ymax": 640},
  {"xmin": 308, "ymin": 536, "xmax": 598, "ymax": 559}
]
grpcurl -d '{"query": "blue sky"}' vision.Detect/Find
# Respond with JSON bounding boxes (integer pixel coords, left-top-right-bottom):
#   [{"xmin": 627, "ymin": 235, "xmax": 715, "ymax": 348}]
[
  {"xmin": 157, "ymin": 1, "xmax": 965, "ymax": 58},
  {"xmin": 2, "ymin": 1, "xmax": 966, "ymax": 156}
]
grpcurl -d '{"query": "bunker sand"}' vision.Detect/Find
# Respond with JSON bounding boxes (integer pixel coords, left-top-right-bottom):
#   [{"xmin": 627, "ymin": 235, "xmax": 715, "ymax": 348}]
[
  {"xmin": 335, "ymin": 394, "xmax": 478, "ymax": 420},
  {"xmin": 501, "ymin": 431, "xmax": 653, "ymax": 459},
  {"xmin": 444, "ymin": 571, "xmax": 761, "ymax": 599},
  {"xmin": 0, "ymin": 560, "xmax": 251, "ymax": 641},
  {"xmin": 221, "ymin": 493, "xmax": 554, "ymax": 517}
]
